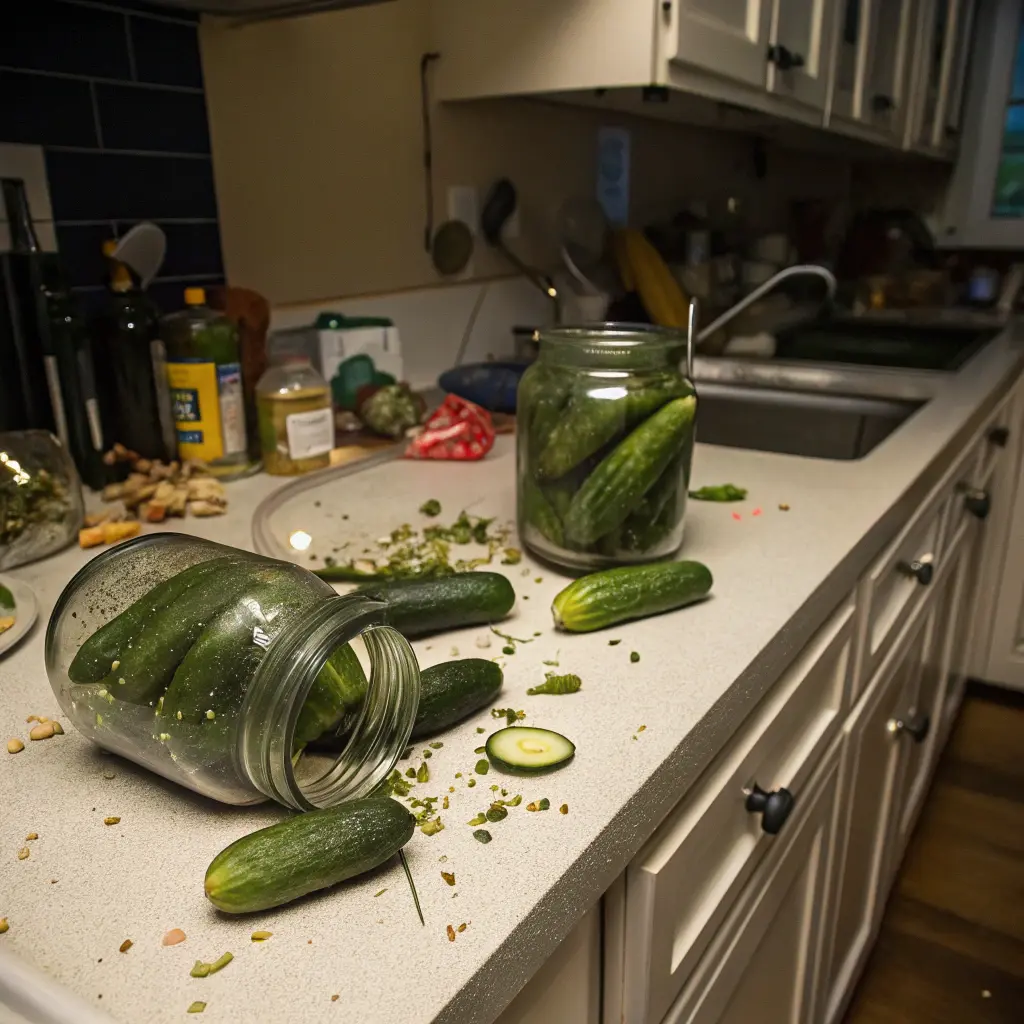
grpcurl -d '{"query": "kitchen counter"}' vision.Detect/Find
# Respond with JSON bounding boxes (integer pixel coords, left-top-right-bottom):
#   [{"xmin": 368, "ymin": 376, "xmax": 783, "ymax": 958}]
[{"xmin": 1, "ymin": 327, "xmax": 1022, "ymax": 1024}]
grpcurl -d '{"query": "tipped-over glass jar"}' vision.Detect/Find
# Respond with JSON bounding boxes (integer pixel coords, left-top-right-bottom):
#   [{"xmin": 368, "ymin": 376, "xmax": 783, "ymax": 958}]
[
  {"xmin": 517, "ymin": 324, "xmax": 697, "ymax": 571},
  {"xmin": 45, "ymin": 534, "xmax": 420, "ymax": 809}
]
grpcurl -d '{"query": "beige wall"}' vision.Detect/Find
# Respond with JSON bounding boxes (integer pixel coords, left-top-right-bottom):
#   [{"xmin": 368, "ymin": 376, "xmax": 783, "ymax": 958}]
[{"xmin": 200, "ymin": 0, "xmax": 857, "ymax": 307}]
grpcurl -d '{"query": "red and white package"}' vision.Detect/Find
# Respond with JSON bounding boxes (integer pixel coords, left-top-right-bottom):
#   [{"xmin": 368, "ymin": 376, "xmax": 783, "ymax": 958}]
[{"xmin": 404, "ymin": 395, "xmax": 495, "ymax": 461}]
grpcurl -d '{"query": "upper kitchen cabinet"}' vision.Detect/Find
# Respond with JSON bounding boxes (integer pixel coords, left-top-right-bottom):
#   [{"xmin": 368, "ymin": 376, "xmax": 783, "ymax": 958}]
[
  {"xmin": 829, "ymin": 0, "xmax": 917, "ymax": 142},
  {"xmin": 908, "ymin": 0, "xmax": 977, "ymax": 154},
  {"xmin": 432, "ymin": 0, "xmax": 837, "ymax": 135},
  {"xmin": 667, "ymin": 0, "xmax": 774, "ymax": 91},
  {"xmin": 940, "ymin": 0, "xmax": 1024, "ymax": 245}
]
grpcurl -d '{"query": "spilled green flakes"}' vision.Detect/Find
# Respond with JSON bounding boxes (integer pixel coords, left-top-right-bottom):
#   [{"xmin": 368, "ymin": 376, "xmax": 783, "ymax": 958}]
[
  {"xmin": 467, "ymin": 813, "xmax": 487, "ymax": 826},
  {"xmin": 429, "ymin": 741, "xmax": 444, "ymax": 749},
  {"xmin": 373, "ymin": 888, "xmax": 388, "ymax": 898},
  {"xmin": 467, "ymin": 778, "xmax": 477, "ymax": 788},
  {"xmin": 501, "ymin": 548, "xmax": 522, "ymax": 565},
  {"xmin": 441, "ymin": 871, "xmax": 456, "ymax": 886},
  {"xmin": 423, "ymin": 749, "xmax": 432, "ymax": 759},
  {"xmin": 187, "ymin": 1002, "xmax": 206, "ymax": 1014},
  {"xmin": 420, "ymin": 818, "xmax": 444, "ymax": 836},
  {"xmin": 475, "ymin": 759, "xmax": 490, "ymax": 775},
  {"xmin": 475, "ymin": 727, "xmax": 485, "ymax": 734},
  {"xmin": 473, "ymin": 829, "xmax": 492, "ymax": 844},
  {"xmin": 419, "ymin": 499, "xmax": 442, "ymax": 516},
  {"xmin": 474, "ymin": 746, "xmax": 486, "ymax": 754},
  {"xmin": 417, "ymin": 763, "xmax": 430, "ymax": 783},
  {"xmin": 502, "ymin": 645, "xmax": 515, "ymax": 656},
  {"xmin": 608, "ymin": 639, "xmax": 622, "ymax": 646},
  {"xmin": 527, "ymin": 673, "xmax": 582, "ymax": 696},
  {"xmin": 485, "ymin": 805, "xmax": 508, "ymax": 823},
  {"xmin": 190, "ymin": 952, "xmax": 232, "ymax": 979},
  {"xmin": 630, "ymin": 651, "xmax": 640, "ymax": 663}
]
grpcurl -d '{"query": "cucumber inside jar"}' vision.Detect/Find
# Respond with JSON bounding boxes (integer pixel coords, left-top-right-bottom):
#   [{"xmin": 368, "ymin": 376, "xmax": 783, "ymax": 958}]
[{"xmin": 67, "ymin": 559, "xmax": 375, "ymax": 800}]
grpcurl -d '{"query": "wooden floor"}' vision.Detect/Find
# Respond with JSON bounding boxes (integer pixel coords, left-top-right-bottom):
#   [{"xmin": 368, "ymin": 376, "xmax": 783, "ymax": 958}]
[{"xmin": 843, "ymin": 684, "xmax": 1024, "ymax": 1024}]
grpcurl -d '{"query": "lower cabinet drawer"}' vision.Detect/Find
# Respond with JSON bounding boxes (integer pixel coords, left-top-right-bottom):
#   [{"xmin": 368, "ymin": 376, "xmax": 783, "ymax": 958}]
[
  {"xmin": 620, "ymin": 601, "xmax": 853, "ymax": 1024},
  {"xmin": 662, "ymin": 742, "xmax": 842, "ymax": 1024}
]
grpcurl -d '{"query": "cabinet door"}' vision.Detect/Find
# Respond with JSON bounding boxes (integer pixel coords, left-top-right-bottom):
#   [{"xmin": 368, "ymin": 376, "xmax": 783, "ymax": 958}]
[
  {"xmin": 862, "ymin": 0, "xmax": 916, "ymax": 135},
  {"xmin": 983, "ymin": 456, "xmax": 1024, "ymax": 689},
  {"xmin": 767, "ymin": 0, "xmax": 837, "ymax": 109},
  {"xmin": 671, "ymin": 0, "xmax": 774, "ymax": 88},
  {"xmin": 663, "ymin": 750, "xmax": 841, "ymax": 1024},
  {"xmin": 819, "ymin": 608, "xmax": 929, "ymax": 1024},
  {"xmin": 892, "ymin": 543, "xmax": 967, "ymax": 858},
  {"xmin": 913, "ymin": 0, "xmax": 964, "ymax": 150},
  {"xmin": 943, "ymin": 0, "xmax": 977, "ymax": 142}
]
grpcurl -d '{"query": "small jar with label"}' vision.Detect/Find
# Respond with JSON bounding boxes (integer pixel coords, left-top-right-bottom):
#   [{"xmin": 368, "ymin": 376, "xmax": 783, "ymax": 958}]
[
  {"xmin": 256, "ymin": 356, "xmax": 334, "ymax": 475},
  {"xmin": 162, "ymin": 288, "xmax": 249, "ymax": 473}
]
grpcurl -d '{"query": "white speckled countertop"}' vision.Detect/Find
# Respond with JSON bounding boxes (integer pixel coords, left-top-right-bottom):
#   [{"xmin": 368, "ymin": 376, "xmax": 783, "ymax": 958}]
[{"xmin": 1, "ymin": 329, "xmax": 1022, "ymax": 1024}]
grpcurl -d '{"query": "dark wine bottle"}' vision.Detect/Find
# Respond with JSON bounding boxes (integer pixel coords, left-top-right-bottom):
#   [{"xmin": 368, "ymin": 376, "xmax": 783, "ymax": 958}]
[{"xmin": 0, "ymin": 178, "xmax": 57, "ymax": 432}]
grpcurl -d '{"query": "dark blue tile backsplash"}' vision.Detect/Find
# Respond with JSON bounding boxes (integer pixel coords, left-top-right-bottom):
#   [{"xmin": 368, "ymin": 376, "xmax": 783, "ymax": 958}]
[{"xmin": 3, "ymin": 0, "xmax": 224, "ymax": 308}]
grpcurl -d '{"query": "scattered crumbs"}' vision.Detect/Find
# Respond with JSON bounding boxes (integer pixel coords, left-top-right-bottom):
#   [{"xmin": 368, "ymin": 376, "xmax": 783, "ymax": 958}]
[
  {"xmin": 420, "ymin": 818, "xmax": 444, "ymax": 836},
  {"xmin": 631, "ymin": 735, "xmax": 637, "ymax": 741},
  {"xmin": 119, "ymin": 940, "xmax": 133, "ymax": 953},
  {"xmin": 250, "ymin": 931, "xmax": 273, "ymax": 941},
  {"xmin": 473, "ymin": 829, "xmax": 492, "ymax": 844},
  {"xmin": 429, "ymin": 741, "xmax": 444, "ymax": 750},
  {"xmin": 438, "ymin": 854, "xmax": 448, "ymax": 862},
  {"xmin": 467, "ymin": 813, "xmax": 486, "ymax": 826},
  {"xmin": 187, "ymin": 1002, "xmax": 206, "ymax": 1014},
  {"xmin": 559, "ymin": 804, "xmax": 569, "ymax": 814},
  {"xmin": 751, "ymin": 507, "xmax": 763, "ymax": 517},
  {"xmin": 608, "ymin": 639, "xmax": 621, "ymax": 646},
  {"xmin": 475, "ymin": 759, "xmax": 490, "ymax": 775},
  {"xmin": 103, "ymin": 816, "xmax": 121, "ymax": 826},
  {"xmin": 638, "ymin": 724, "xmax": 646, "ymax": 733},
  {"xmin": 475, "ymin": 727, "xmax": 485, "ymax": 734},
  {"xmin": 372, "ymin": 888, "xmax": 388, "ymax": 899},
  {"xmin": 423, "ymin": 750, "xmax": 432, "ymax": 759},
  {"xmin": 534, "ymin": 577, "xmax": 542, "ymax": 584},
  {"xmin": 457, "ymin": 922, "xmax": 468, "ymax": 933},
  {"xmin": 502, "ymin": 645, "xmax": 515, "ymax": 655},
  {"xmin": 473, "ymin": 745, "xmax": 486, "ymax": 754},
  {"xmin": 731, "ymin": 511, "xmax": 742, "ymax": 521},
  {"xmin": 450, "ymin": 646, "xmax": 460, "ymax": 657},
  {"xmin": 447, "ymin": 924, "xmax": 456, "ymax": 942},
  {"xmin": 523, "ymin": 595, "xmax": 530, "ymax": 600},
  {"xmin": 417, "ymin": 763, "xmax": 429, "ymax": 783},
  {"xmin": 526, "ymin": 798, "xmax": 550, "ymax": 812},
  {"xmin": 17, "ymin": 848, "xmax": 29, "ymax": 860},
  {"xmin": 332, "ymin": 994, "xmax": 340, "ymax": 1002},
  {"xmin": 467, "ymin": 779, "xmax": 476, "ymax": 788},
  {"xmin": 778, "ymin": 502, "xmax": 790, "ymax": 511},
  {"xmin": 448, "ymin": 785, "xmax": 455, "ymax": 793},
  {"xmin": 162, "ymin": 929, "xmax": 186, "ymax": 946},
  {"xmin": 443, "ymin": 796, "xmax": 449, "ymax": 809},
  {"xmin": 25, "ymin": 833, "xmax": 38, "ymax": 841},
  {"xmin": 441, "ymin": 871, "xmax": 456, "ymax": 886},
  {"xmin": 630, "ymin": 651, "xmax": 640, "ymax": 663}
]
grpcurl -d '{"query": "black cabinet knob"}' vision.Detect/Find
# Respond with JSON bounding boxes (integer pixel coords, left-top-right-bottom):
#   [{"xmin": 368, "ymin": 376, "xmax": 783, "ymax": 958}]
[
  {"xmin": 767, "ymin": 44, "xmax": 805, "ymax": 71},
  {"xmin": 744, "ymin": 783, "xmax": 795, "ymax": 835},
  {"xmin": 888, "ymin": 712, "xmax": 931, "ymax": 743},
  {"xmin": 988, "ymin": 426, "xmax": 1010, "ymax": 448},
  {"xmin": 963, "ymin": 488, "xmax": 991, "ymax": 520},
  {"xmin": 899, "ymin": 559, "xmax": 933, "ymax": 585},
  {"xmin": 872, "ymin": 94, "xmax": 895, "ymax": 112}
]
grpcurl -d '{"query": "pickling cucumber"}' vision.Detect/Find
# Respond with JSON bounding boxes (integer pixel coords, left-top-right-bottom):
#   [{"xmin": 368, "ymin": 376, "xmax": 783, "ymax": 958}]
[
  {"xmin": 563, "ymin": 396, "xmax": 696, "ymax": 547},
  {"xmin": 411, "ymin": 659, "xmax": 503, "ymax": 739},
  {"xmin": 552, "ymin": 560, "xmax": 712, "ymax": 632},
  {"xmin": 68, "ymin": 555, "xmax": 252, "ymax": 685},
  {"xmin": 535, "ymin": 379, "xmax": 688, "ymax": 481},
  {"xmin": 356, "ymin": 572, "xmax": 515, "ymax": 638},
  {"xmin": 485, "ymin": 726, "xmax": 575, "ymax": 774},
  {"xmin": 204, "ymin": 798, "xmax": 415, "ymax": 913},
  {"xmin": 522, "ymin": 477, "xmax": 564, "ymax": 548}
]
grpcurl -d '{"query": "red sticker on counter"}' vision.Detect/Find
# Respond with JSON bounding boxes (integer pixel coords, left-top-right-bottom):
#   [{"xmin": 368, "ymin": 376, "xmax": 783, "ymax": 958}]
[{"xmin": 405, "ymin": 395, "xmax": 495, "ymax": 461}]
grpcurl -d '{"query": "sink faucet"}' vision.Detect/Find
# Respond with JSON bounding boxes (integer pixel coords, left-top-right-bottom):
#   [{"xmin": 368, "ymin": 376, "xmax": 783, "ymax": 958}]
[{"xmin": 695, "ymin": 264, "xmax": 837, "ymax": 346}]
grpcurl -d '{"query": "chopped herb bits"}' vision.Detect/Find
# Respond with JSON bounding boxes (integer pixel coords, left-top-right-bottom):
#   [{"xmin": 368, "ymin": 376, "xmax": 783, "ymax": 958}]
[
  {"xmin": 475, "ymin": 759, "xmax": 490, "ymax": 775},
  {"xmin": 467, "ymin": 813, "xmax": 486, "ymax": 826},
  {"xmin": 527, "ymin": 673, "xmax": 581, "ymax": 696},
  {"xmin": 417, "ymin": 763, "xmax": 430, "ymax": 783},
  {"xmin": 447, "ymin": 924, "xmax": 456, "ymax": 942},
  {"xmin": 187, "ymin": 1002, "xmax": 206, "ymax": 1014},
  {"xmin": 473, "ymin": 829, "xmax": 492, "ymax": 844},
  {"xmin": 103, "ymin": 816, "xmax": 120, "ymax": 826},
  {"xmin": 373, "ymin": 889, "xmax": 388, "ymax": 898},
  {"xmin": 250, "ymin": 931, "xmax": 272, "ymax": 941},
  {"xmin": 485, "ymin": 806, "xmax": 508, "ymax": 822},
  {"xmin": 560, "ymin": 804, "xmax": 569, "ymax": 814},
  {"xmin": 17, "ymin": 848, "xmax": 29, "ymax": 860},
  {"xmin": 118, "ymin": 940, "xmax": 132, "ymax": 953},
  {"xmin": 419, "ymin": 499, "xmax": 441, "ymax": 516},
  {"xmin": 630, "ymin": 651, "xmax": 640, "ymax": 663},
  {"xmin": 441, "ymin": 871, "xmax": 456, "ymax": 886},
  {"xmin": 420, "ymin": 818, "xmax": 444, "ymax": 837}
]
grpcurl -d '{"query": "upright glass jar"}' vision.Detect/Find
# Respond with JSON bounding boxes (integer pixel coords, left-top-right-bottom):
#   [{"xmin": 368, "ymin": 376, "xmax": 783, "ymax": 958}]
[
  {"xmin": 256, "ymin": 356, "xmax": 334, "ymax": 476},
  {"xmin": 517, "ymin": 325, "xmax": 697, "ymax": 571},
  {"xmin": 45, "ymin": 534, "xmax": 420, "ymax": 810}
]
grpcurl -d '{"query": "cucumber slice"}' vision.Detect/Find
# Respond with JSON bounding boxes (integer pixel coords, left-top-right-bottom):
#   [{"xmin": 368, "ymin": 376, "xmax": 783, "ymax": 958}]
[{"xmin": 485, "ymin": 727, "xmax": 575, "ymax": 774}]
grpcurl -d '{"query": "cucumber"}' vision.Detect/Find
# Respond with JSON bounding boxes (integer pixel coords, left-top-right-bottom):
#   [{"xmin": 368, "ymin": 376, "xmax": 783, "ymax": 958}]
[
  {"xmin": 521, "ymin": 477, "xmax": 564, "ymax": 548},
  {"xmin": 526, "ymin": 378, "xmax": 571, "ymax": 459},
  {"xmin": 535, "ymin": 379, "xmax": 688, "ymax": 482},
  {"xmin": 563, "ymin": 396, "xmax": 696, "ymax": 547},
  {"xmin": 411, "ymin": 659, "xmax": 503, "ymax": 739},
  {"xmin": 552, "ymin": 560, "xmax": 712, "ymax": 633},
  {"xmin": 356, "ymin": 572, "xmax": 515, "ymax": 638},
  {"xmin": 68, "ymin": 555, "xmax": 252, "ymax": 684},
  {"xmin": 485, "ymin": 726, "xmax": 575, "ymax": 774},
  {"xmin": 204, "ymin": 798, "xmax": 415, "ymax": 913},
  {"xmin": 296, "ymin": 643, "xmax": 368, "ymax": 749},
  {"xmin": 90, "ymin": 560, "xmax": 283, "ymax": 705}
]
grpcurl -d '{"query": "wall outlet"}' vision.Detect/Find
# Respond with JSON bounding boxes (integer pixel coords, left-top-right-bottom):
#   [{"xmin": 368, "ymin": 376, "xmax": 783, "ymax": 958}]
[{"xmin": 447, "ymin": 185, "xmax": 479, "ymax": 235}]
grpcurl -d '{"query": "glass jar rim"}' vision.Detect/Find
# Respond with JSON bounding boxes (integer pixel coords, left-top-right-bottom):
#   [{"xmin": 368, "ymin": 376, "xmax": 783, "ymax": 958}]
[{"xmin": 535, "ymin": 322, "xmax": 686, "ymax": 350}]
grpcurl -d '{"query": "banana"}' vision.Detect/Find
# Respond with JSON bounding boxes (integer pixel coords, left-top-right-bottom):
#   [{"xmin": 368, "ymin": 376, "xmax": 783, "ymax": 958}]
[{"xmin": 618, "ymin": 228, "xmax": 689, "ymax": 328}]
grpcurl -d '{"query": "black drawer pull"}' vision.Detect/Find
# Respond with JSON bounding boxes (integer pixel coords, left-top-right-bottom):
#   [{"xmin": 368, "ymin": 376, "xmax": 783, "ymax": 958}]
[
  {"xmin": 963, "ymin": 488, "xmax": 991, "ymax": 520},
  {"xmin": 767, "ymin": 44, "xmax": 805, "ymax": 71},
  {"xmin": 888, "ymin": 713, "xmax": 930, "ymax": 743},
  {"xmin": 899, "ymin": 559, "xmax": 933, "ymax": 585},
  {"xmin": 744, "ymin": 783, "xmax": 795, "ymax": 835}
]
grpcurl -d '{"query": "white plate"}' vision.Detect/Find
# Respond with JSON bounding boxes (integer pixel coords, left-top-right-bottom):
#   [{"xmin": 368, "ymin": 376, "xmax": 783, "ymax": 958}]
[{"xmin": 0, "ymin": 575, "xmax": 39, "ymax": 658}]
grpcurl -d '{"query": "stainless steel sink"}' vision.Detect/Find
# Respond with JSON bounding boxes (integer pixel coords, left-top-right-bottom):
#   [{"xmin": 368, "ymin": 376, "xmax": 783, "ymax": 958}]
[{"xmin": 695, "ymin": 381, "xmax": 925, "ymax": 461}]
